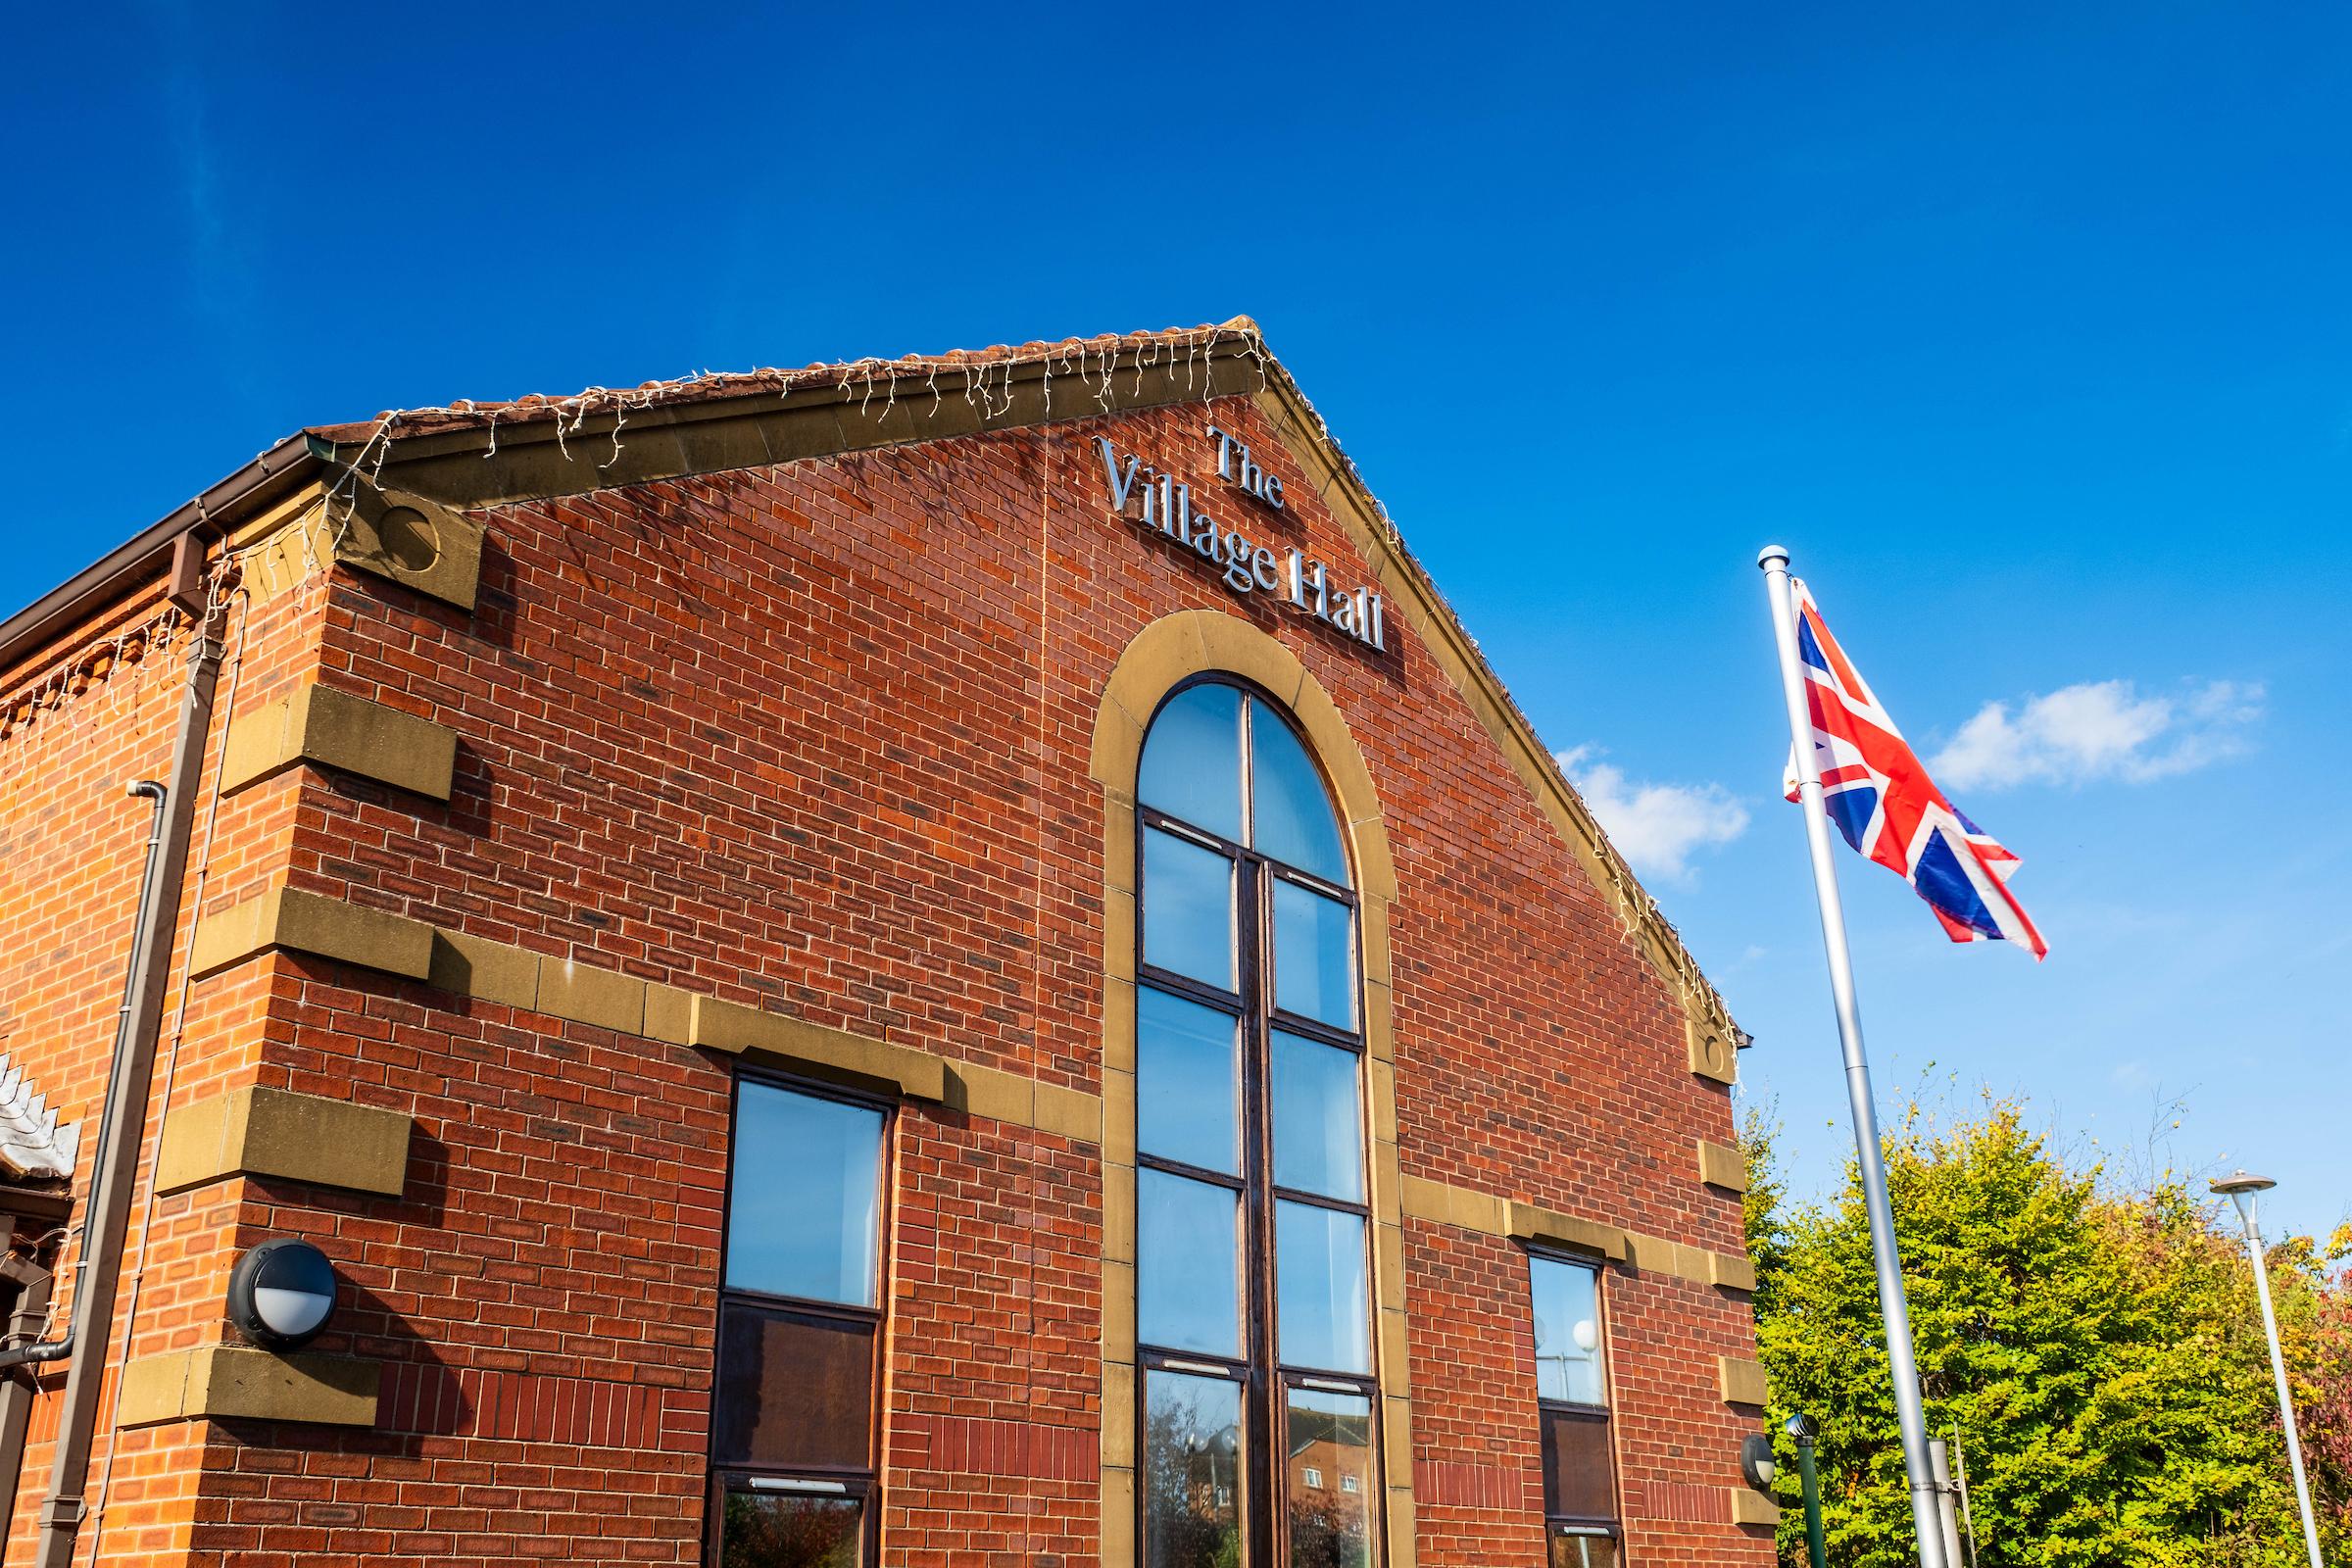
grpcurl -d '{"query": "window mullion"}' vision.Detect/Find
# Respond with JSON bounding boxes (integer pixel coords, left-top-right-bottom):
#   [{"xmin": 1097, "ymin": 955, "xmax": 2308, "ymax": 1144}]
[{"xmin": 1239, "ymin": 850, "xmax": 1283, "ymax": 1568}]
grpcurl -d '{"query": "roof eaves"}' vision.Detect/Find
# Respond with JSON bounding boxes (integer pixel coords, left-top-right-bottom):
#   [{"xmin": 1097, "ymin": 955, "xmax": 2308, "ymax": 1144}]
[{"xmin": 0, "ymin": 433, "xmax": 320, "ymax": 672}]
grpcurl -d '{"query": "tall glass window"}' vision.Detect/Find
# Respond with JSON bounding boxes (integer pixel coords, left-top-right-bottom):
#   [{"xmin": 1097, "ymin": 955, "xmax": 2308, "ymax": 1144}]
[
  {"xmin": 710, "ymin": 1078, "xmax": 888, "ymax": 1568},
  {"xmin": 1528, "ymin": 1255, "xmax": 1618, "ymax": 1566},
  {"xmin": 1136, "ymin": 678, "xmax": 1376, "ymax": 1568}
]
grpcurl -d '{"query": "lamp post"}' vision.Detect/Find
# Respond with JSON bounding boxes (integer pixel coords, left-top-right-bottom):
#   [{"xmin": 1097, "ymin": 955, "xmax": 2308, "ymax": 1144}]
[
  {"xmin": 2210, "ymin": 1171, "xmax": 2325, "ymax": 1568},
  {"xmin": 1787, "ymin": 1413, "xmax": 1829, "ymax": 1568}
]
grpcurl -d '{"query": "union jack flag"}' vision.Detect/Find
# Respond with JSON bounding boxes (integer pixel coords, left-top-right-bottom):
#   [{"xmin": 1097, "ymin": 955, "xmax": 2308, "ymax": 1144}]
[{"xmin": 1783, "ymin": 578, "xmax": 2048, "ymax": 958}]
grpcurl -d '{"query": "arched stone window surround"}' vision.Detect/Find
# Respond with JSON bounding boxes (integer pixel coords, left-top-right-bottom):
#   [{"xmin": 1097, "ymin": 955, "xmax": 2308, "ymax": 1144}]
[{"xmin": 1090, "ymin": 609, "xmax": 1413, "ymax": 1567}]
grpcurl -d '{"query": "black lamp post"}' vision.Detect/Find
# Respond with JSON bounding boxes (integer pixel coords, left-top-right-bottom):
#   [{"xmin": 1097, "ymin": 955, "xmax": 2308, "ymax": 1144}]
[{"xmin": 1787, "ymin": 1412, "xmax": 1828, "ymax": 1568}]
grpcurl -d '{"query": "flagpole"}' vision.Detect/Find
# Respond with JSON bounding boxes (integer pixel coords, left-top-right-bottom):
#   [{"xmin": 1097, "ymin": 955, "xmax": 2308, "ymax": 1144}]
[{"xmin": 1758, "ymin": 545, "xmax": 1949, "ymax": 1568}]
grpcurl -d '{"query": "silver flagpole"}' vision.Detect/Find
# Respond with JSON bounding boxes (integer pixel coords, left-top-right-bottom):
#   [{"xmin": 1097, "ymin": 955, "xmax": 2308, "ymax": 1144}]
[{"xmin": 1758, "ymin": 545, "xmax": 1949, "ymax": 1568}]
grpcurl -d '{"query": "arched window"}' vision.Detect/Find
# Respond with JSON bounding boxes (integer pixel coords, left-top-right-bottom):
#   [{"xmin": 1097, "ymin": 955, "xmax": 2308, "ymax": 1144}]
[{"xmin": 1134, "ymin": 678, "xmax": 1377, "ymax": 1568}]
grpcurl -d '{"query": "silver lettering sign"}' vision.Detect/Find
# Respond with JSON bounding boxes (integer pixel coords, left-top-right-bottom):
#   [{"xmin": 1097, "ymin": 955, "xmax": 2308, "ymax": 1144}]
[{"xmin": 1096, "ymin": 435, "xmax": 1387, "ymax": 654}]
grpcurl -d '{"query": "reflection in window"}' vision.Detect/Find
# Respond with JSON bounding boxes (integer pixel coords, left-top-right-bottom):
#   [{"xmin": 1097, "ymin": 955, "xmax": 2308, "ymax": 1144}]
[
  {"xmin": 1276, "ymin": 1201, "xmax": 1371, "ymax": 1375},
  {"xmin": 1250, "ymin": 711, "xmax": 1349, "ymax": 885},
  {"xmin": 1138, "ymin": 1169, "xmax": 1241, "ymax": 1357},
  {"xmin": 1135, "ymin": 678, "xmax": 1376, "ymax": 1565},
  {"xmin": 1138, "ymin": 988, "xmax": 1242, "ymax": 1176},
  {"xmin": 1272, "ymin": 880, "xmax": 1356, "ymax": 1028},
  {"xmin": 1271, "ymin": 1031, "xmax": 1363, "ymax": 1201},
  {"xmin": 1144, "ymin": 828, "xmax": 1238, "ymax": 989},
  {"xmin": 1529, "ymin": 1257, "xmax": 1605, "ymax": 1407},
  {"xmin": 1286, "ymin": 1388, "xmax": 1374, "ymax": 1568},
  {"xmin": 718, "ymin": 1488, "xmax": 863, "ymax": 1568},
  {"xmin": 1145, "ymin": 1372, "xmax": 1246, "ymax": 1568},
  {"xmin": 726, "ymin": 1085, "xmax": 883, "ymax": 1305},
  {"xmin": 1548, "ymin": 1527, "xmax": 1620, "ymax": 1568},
  {"xmin": 1140, "ymin": 682, "xmax": 1245, "ymax": 844}
]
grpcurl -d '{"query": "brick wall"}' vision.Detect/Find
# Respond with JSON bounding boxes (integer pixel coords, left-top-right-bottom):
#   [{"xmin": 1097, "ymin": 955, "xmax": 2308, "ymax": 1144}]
[
  {"xmin": 0, "ymin": 569, "xmax": 327, "ymax": 1565},
  {"xmin": 0, "ymin": 376, "xmax": 1767, "ymax": 1566}
]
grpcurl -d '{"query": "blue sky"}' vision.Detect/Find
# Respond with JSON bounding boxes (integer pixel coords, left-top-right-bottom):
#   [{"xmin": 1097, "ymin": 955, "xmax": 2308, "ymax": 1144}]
[{"xmin": 7, "ymin": 3, "xmax": 2346, "ymax": 1240}]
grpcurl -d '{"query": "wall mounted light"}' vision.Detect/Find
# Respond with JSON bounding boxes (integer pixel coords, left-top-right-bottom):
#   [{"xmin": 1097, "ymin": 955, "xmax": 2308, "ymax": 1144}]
[
  {"xmin": 227, "ymin": 1239, "xmax": 338, "ymax": 1351},
  {"xmin": 1740, "ymin": 1432, "xmax": 1777, "ymax": 1490}
]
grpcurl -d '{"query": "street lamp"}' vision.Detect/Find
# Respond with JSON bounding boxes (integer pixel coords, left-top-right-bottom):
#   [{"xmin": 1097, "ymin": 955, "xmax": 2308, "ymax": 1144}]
[
  {"xmin": 1786, "ymin": 1413, "xmax": 1828, "ymax": 1568},
  {"xmin": 2210, "ymin": 1171, "xmax": 2324, "ymax": 1568}
]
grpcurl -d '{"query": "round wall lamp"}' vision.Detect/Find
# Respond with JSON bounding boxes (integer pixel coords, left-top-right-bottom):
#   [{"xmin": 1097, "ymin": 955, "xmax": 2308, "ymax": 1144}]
[
  {"xmin": 227, "ymin": 1239, "xmax": 339, "ymax": 1351},
  {"xmin": 1740, "ymin": 1432, "xmax": 1778, "ymax": 1491}
]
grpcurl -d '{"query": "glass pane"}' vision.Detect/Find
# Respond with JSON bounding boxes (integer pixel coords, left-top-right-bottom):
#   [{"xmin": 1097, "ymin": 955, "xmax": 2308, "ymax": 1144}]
[
  {"xmin": 1249, "ymin": 706, "xmax": 1349, "ymax": 886},
  {"xmin": 1143, "ymin": 829, "xmax": 1237, "ymax": 990},
  {"xmin": 1139, "ymin": 1170, "xmax": 1241, "ymax": 1357},
  {"xmin": 1530, "ymin": 1257, "xmax": 1606, "ymax": 1406},
  {"xmin": 1272, "ymin": 879, "xmax": 1354, "ymax": 1028},
  {"xmin": 1275, "ymin": 1201, "xmax": 1369, "ymax": 1375},
  {"xmin": 713, "ymin": 1303, "xmax": 875, "ymax": 1469},
  {"xmin": 1271, "ymin": 1031, "xmax": 1363, "ymax": 1201},
  {"xmin": 1548, "ymin": 1527, "xmax": 1620, "ymax": 1568},
  {"xmin": 1144, "ymin": 1371, "xmax": 1246, "ymax": 1568},
  {"xmin": 1542, "ymin": 1408, "xmax": 1616, "ymax": 1523},
  {"xmin": 727, "ymin": 1084, "xmax": 883, "ymax": 1305},
  {"xmin": 720, "ymin": 1490, "xmax": 861, "ymax": 1568},
  {"xmin": 1286, "ymin": 1387, "xmax": 1374, "ymax": 1568},
  {"xmin": 1138, "ymin": 988, "xmax": 1241, "ymax": 1176},
  {"xmin": 1141, "ymin": 683, "xmax": 1244, "ymax": 842}
]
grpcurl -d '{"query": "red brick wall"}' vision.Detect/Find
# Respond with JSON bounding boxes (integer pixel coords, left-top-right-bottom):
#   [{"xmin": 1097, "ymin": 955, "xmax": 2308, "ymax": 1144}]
[
  {"xmin": 0, "ymin": 568, "xmax": 328, "ymax": 1566},
  {"xmin": 0, "ymin": 384, "xmax": 1766, "ymax": 1566},
  {"xmin": 1407, "ymin": 1221, "xmax": 1546, "ymax": 1562}
]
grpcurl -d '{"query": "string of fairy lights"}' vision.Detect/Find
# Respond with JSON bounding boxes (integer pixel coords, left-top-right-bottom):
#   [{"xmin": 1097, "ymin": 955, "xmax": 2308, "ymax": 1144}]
[{"xmin": 0, "ymin": 320, "xmax": 1730, "ymax": 1035}]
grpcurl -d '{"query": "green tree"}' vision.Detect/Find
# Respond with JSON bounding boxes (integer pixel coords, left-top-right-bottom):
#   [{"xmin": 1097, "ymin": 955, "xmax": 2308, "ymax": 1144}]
[{"xmin": 1742, "ymin": 1096, "xmax": 2346, "ymax": 1568}]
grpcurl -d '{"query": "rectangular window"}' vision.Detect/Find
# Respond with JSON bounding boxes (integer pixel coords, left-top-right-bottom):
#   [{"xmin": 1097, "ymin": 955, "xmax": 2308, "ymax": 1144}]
[
  {"xmin": 1528, "ymin": 1255, "xmax": 1618, "ymax": 1551},
  {"xmin": 710, "ymin": 1079, "xmax": 888, "ymax": 1566}
]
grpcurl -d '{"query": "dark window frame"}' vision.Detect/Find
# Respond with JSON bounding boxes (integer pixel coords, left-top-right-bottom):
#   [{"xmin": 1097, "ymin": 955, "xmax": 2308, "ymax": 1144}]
[
  {"xmin": 1526, "ymin": 1248, "xmax": 1623, "ymax": 1555},
  {"xmin": 1134, "ymin": 673, "xmax": 1383, "ymax": 1568},
  {"xmin": 708, "ymin": 1070, "xmax": 895, "ymax": 1566},
  {"xmin": 710, "ymin": 1469, "xmax": 876, "ymax": 1568}
]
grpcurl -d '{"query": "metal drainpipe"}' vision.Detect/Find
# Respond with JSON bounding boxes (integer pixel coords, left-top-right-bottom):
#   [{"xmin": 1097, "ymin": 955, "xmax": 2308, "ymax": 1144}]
[
  {"xmin": 0, "ymin": 1249, "xmax": 56, "ymax": 1530},
  {"xmin": 26, "ymin": 607, "xmax": 224, "ymax": 1568},
  {"xmin": 0, "ymin": 777, "xmax": 169, "ymax": 1384}
]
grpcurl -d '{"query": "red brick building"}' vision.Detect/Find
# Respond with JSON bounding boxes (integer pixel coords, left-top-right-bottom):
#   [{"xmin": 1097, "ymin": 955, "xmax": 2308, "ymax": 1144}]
[{"xmin": 0, "ymin": 319, "xmax": 1772, "ymax": 1567}]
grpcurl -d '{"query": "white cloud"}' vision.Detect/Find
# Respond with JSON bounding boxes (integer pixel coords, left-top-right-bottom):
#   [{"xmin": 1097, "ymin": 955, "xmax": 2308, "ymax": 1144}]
[
  {"xmin": 1930, "ymin": 679, "xmax": 2263, "ymax": 792},
  {"xmin": 1557, "ymin": 747, "xmax": 1750, "ymax": 882}
]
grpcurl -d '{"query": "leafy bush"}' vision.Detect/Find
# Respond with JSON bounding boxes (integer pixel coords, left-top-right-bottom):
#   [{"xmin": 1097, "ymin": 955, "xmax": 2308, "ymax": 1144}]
[{"xmin": 1744, "ymin": 1096, "xmax": 2348, "ymax": 1567}]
